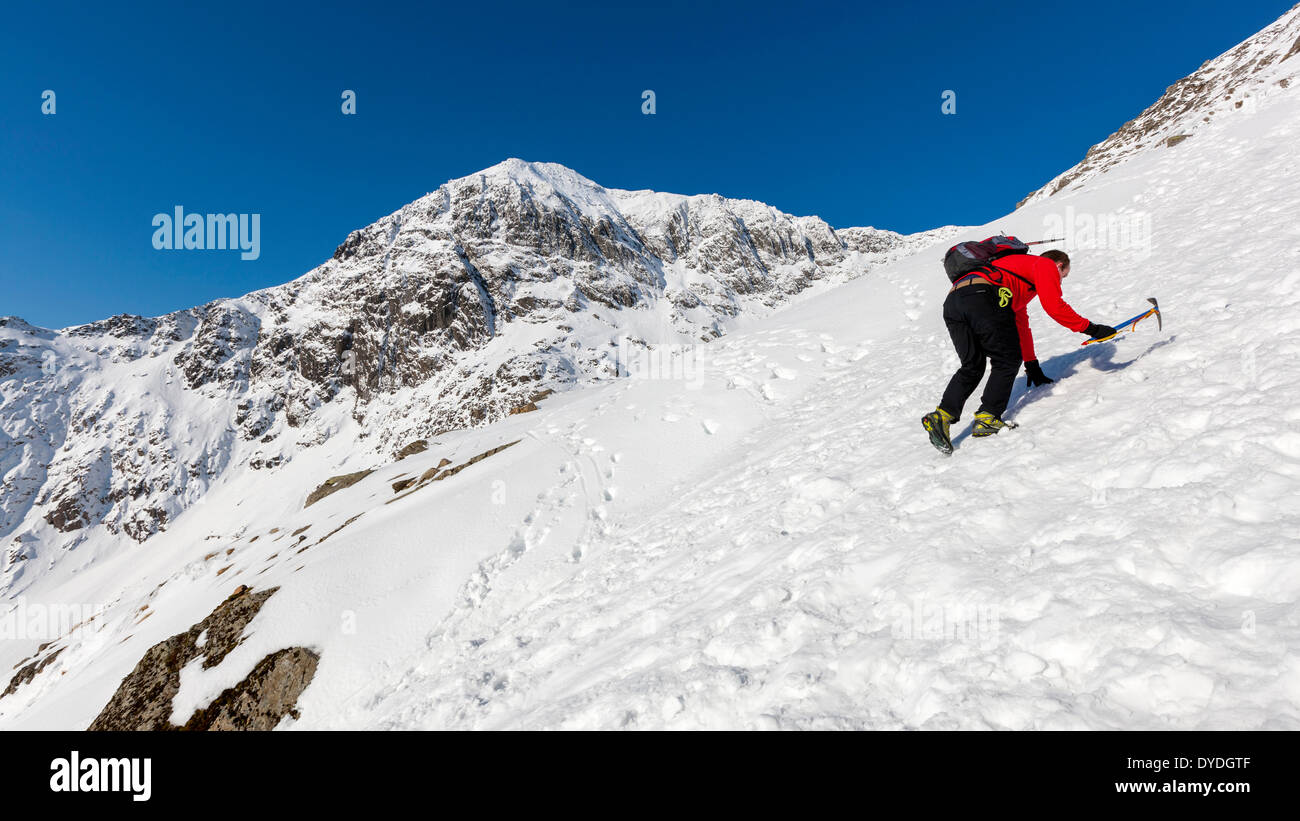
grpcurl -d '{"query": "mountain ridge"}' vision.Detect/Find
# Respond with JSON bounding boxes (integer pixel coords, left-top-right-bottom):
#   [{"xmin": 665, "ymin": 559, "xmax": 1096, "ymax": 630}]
[
  {"xmin": 1018, "ymin": 3, "xmax": 1300, "ymax": 207},
  {"xmin": 0, "ymin": 159, "xmax": 946, "ymax": 574}
]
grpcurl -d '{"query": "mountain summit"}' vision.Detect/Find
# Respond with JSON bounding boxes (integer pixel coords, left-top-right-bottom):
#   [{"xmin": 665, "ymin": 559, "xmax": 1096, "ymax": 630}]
[
  {"xmin": 0, "ymin": 162, "xmax": 930, "ymax": 562},
  {"xmin": 1019, "ymin": 3, "xmax": 1300, "ymax": 207}
]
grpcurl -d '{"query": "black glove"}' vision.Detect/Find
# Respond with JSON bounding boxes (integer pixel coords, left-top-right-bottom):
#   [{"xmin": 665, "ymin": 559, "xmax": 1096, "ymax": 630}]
[
  {"xmin": 1024, "ymin": 359, "xmax": 1054, "ymax": 387},
  {"xmin": 1084, "ymin": 323, "xmax": 1118, "ymax": 340}
]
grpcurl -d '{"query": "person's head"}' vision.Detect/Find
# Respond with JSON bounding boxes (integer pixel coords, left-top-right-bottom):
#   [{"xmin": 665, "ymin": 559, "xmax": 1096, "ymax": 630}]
[{"xmin": 1041, "ymin": 249, "xmax": 1071, "ymax": 278}]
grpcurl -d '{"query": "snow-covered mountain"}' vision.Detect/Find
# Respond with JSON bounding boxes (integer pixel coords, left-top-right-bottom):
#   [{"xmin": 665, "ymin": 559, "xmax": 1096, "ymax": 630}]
[
  {"xmin": 1019, "ymin": 2, "xmax": 1300, "ymax": 206},
  {"xmin": 1, "ymin": 160, "xmax": 941, "ymax": 572},
  {"xmin": 3, "ymin": 7, "xmax": 1300, "ymax": 730}
]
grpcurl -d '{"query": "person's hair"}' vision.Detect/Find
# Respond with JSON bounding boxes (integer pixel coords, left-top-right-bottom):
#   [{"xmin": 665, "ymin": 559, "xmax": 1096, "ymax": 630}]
[{"xmin": 1041, "ymin": 249, "xmax": 1070, "ymax": 269}]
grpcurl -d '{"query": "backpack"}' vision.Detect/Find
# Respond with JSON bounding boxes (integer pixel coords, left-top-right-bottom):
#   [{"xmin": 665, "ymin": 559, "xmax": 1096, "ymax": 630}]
[{"xmin": 942, "ymin": 235, "xmax": 1034, "ymax": 288}]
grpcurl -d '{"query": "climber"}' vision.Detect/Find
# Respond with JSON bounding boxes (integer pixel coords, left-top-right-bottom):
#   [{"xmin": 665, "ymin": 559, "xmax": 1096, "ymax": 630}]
[{"xmin": 921, "ymin": 248, "xmax": 1116, "ymax": 453}]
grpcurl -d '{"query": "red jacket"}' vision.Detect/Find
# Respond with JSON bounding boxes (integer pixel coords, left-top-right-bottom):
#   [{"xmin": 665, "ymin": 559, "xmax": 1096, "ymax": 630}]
[{"xmin": 975, "ymin": 254, "xmax": 1090, "ymax": 361}]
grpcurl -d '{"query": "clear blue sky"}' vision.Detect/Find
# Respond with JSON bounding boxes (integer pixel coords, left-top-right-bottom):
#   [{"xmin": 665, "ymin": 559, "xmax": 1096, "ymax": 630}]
[{"xmin": 1, "ymin": 0, "xmax": 1289, "ymax": 328}]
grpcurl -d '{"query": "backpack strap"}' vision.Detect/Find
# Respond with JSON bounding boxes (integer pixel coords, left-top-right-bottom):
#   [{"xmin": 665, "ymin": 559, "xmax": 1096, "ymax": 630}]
[{"xmin": 980, "ymin": 263, "xmax": 1036, "ymax": 292}]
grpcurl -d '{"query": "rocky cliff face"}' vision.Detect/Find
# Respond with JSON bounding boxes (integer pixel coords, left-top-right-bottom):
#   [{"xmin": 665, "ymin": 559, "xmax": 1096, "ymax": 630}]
[
  {"xmin": 1018, "ymin": 3, "xmax": 1300, "ymax": 208},
  {"xmin": 0, "ymin": 160, "xmax": 920, "ymax": 581}
]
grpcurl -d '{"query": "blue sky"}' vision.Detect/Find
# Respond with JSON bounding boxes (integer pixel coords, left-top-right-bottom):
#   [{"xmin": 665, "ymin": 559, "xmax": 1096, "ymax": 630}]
[{"xmin": 1, "ymin": 0, "xmax": 1290, "ymax": 328}]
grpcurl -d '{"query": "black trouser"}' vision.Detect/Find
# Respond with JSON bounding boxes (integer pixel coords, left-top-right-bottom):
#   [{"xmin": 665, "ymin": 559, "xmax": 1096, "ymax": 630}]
[{"xmin": 939, "ymin": 284, "xmax": 1022, "ymax": 421}]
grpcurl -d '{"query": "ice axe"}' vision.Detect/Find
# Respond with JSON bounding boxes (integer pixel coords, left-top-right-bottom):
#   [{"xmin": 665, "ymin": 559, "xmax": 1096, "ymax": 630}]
[{"xmin": 1080, "ymin": 298, "xmax": 1161, "ymax": 346}]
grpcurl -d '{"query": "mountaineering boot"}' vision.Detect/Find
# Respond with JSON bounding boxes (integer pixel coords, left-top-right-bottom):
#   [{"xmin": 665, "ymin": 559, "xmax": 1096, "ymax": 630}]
[
  {"xmin": 921, "ymin": 407, "xmax": 957, "ymax": 454},
  {"xmin": 971, "ymin": 411, "xmax": 1009, "ymax": 437}
]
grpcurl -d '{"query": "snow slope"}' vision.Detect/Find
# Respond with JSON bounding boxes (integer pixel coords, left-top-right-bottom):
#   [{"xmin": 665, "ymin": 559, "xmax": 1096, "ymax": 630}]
[
  {"xmin": 3, "ymin": 13, "xmax": 1300, "ymax": 730},
  {"xmin": 1, "ymin": 159, "xmax": 928, "ymax": 591}
]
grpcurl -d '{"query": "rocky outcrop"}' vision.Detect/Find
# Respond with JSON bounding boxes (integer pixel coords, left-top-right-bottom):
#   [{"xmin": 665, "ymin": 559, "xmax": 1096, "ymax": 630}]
[
  {"xmin": 3, "ymin": 646, "xmax": 64, "ymax": 698},
  {"xmin": 395, "ymin": 440, "xmax": 429, "ymax": 459},
  {"xmin": 304, "ymin": 469, "xmax": 375, "ymax": 508},
  {"xmin": 179, "ymin": 647, "xmax": 319, "ymax": 730},
  {"xmin": 388, "ymin": 441, "xmax": 519, "ymax": 503},
  {"xmin": 88, "ymin": 586, "xmax": 318, "ymax": 731},
  {"xmin": 1018, "ymin": 4, "xmax": 1300, "ymax": 207}
]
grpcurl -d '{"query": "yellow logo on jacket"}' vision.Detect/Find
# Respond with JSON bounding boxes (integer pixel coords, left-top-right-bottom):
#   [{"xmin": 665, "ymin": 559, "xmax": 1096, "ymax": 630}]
[{"xmin": 998, "ymin": 287, "xmax": 1013, "ymax": 308}]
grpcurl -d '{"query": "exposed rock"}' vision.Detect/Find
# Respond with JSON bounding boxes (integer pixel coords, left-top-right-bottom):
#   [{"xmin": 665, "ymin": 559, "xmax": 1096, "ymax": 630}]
[
  {"xmin": 180, "ymin": 648, "xmax": 319, "ymax": 730},
  {"xmin": 396, "ymin": 440, "xmax": 429, "ymax": 459},
  {"xmin": 88, "ymin": 586, "xmax": 316, "ymax": 731},
  {"xmin": 304, "ymin": 469, "xmax": 374, "ymax": 508},
  {"xmin": 429, "ymin": 441, "xmax": 517, "ymax": 482},
  {"xmin": 1285, "ymin": 30, "xmax": 1300, "ymax": 61},
  {"xmin": 3, "ymin": 647, "xmax": 64, "ymax": 698},
  {"xmin": 306, "ymin": 513, "xmax": 365, "ymax": 549},
  {"xmin": 509, "ymin": 388, "xmax": 555, "ymax": 415},
  {"xmin": 42, "ymin": 495, "xmax": 89, "ymax": 533},
  {"xmin": 248, "ymin": 453, "xmax": 283, "ymax": 470},
  {"xmin": 390, "ymin": 443, "xmax": 518, "ymax": 503}
]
